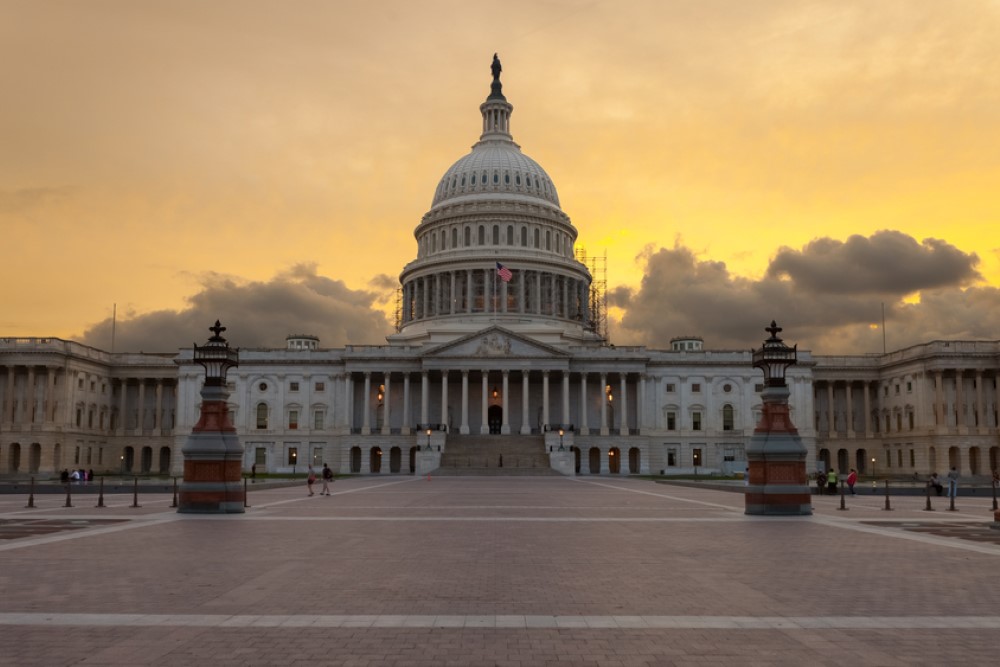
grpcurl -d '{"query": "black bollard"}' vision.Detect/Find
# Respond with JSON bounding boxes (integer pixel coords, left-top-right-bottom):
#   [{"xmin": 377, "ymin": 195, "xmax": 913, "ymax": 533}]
[
  {"xmin": 838, "ymin": 479, "xmax": 848, "ymax": 511},
  {"xmin": 883, "ymin": 479, "xmax": 892, "ymax": 511},
  {"xmin": 96, "ymin": 476, "xmax": 106, "ymax": 508},
  {"xmin": 244, "ymin": 477, "xmax": 250, "ymax": 508},
  {"xmin": 26, "ymin": 476, "xmax": 36, "ymax": 508},
  {"xmin": 64, "ymin": 482, "xmax": 73, "ymax": 508},
  {"xmin": 992, "ymin": 480, "xmax": 998, "ymax": 512},
  {"xmin": 924, "ymin": 481, "xmax": 934, "ymax": 511},
  {"xmin": 170, "ymin": 477, "xmax": 178, "ymax": 508},
  {"xmin": 947, "ymin": 487, "xmax": 957, "ymax": 512},
  {"xmin": 131, "ymin": 476, "xmax": 141, "ymax": 508}
]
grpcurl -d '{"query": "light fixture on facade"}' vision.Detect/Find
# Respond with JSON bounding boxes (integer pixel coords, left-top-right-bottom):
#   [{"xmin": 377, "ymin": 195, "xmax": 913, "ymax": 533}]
[
  {"xmin": 377, "ymin": 384, "xmax": 384, "ymax": 403},
  {"xmin": 492, "ymin": 386, "xmax": 498, "ymax": 399}
]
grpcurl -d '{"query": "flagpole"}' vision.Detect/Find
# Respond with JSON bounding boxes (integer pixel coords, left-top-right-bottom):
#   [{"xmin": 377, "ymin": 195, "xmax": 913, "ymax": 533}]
[{"xmin": 111, "ymin": 303, "xmax": 116, "ymax": 353}]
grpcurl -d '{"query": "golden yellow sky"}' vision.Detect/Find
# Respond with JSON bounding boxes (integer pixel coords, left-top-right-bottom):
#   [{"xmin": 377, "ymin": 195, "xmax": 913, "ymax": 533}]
[{"xmin": 2, "ymin": 0, "xmax": 999, "ymax": 344}]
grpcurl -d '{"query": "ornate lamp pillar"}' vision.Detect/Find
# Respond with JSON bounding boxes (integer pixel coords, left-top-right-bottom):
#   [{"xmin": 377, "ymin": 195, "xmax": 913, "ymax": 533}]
[
  {"xmin": 745, "ymin": 321, "xmax": 812, "ymax": 516},
  {"xmin": 178, "ymin": 320, "xmax": 244, "ymax": 514}
]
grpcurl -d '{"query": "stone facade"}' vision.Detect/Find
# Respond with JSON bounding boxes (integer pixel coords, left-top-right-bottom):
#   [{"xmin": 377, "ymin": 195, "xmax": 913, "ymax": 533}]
[{"xmin": 2, "ymin": 60, "xmax": 997, "ymax": 480}]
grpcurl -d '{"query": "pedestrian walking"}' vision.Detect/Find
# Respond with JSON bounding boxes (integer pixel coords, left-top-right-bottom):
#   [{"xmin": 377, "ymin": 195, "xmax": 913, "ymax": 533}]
[
  {"xmin": 306, "ymin": 465, "xmax": 316, "ymax": 496},
  {"xmin": 826, "ymin": 468, "xmax": 838, "ymax": 495},
  {"xmin": 321, "ymin": 463, "xmax": 333, "ymax": 495},
  {"xmin": 816, "ymin": 470, "xmax": 826, "ymax": 495},
  {"xmin": 846, "ymin": 468, "xmax": 858, "ymax": 495},
  {"xmin": 946, "ymin": 466, "xmax": 959, "ymax": 498}
]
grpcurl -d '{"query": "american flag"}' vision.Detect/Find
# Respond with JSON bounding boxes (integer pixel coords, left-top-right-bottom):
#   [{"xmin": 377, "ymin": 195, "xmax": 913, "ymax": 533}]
[{"xmin": 496, "ymin": 262, "xmax": 513, "ymax": 282}]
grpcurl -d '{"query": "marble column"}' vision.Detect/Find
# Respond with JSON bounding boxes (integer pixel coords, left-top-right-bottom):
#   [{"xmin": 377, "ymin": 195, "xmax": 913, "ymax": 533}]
[
  {"xmin": 137, "ymin": 380, "xmax": 146, "ymax": 431},
  {"xmin": 45, "ymin": 367, "xmax": 57, "ymax": 423},
  {"xmin": 382, "ymin": 373, "xmax": 392, "ymax": 435},
  {"xmin": 480, "ymin": 371, "xmax": 489, "ymax": 434},
  {"xmin": 402, "ymin": 373, "xmax": 411, "ymax": 434},
  {"xmin": 542, "ymin": 371, "xmax": 550, "ymax": 431},
  {"xmin": 501, "ymin": 371, "xmax": 510, "ymax": 434},
  {"xmin": 579, "ymin": 373, "xmax": 589, "ymax": 435},
  {"xmin": 826, "ymin": 382, "xmax": 835, "ymax": 436},
  {"xmin": 619, "ymin": 374, "xmax": 628, "ymax": 436},
  {"xmin": 862, "ymin": 382, "xmax": 871, "ymax": 437},
  {"xmin": 440, "ymin": 371, "xmax": 449, "ymax": 430},
  {"xmin": 845, "ymin": 382, "xmax": 854, "ymax": 438},
  {"xmin": 362, "ymin": 372, "xmax": 372, "ymax": 435},
  {"xmin": 420, "ymin": 372, "xmax": 429, "ymax": 426},
  {"xmin": 461, "ymin": 370, "xmax": 470, "ymax": 434},
  {"xmin": 934, "ymin": 371, "xmax": 944, "ymax": 430},
  {"xmin": 600, "ymin": 373, "xmax": 609, "ymax": 436},
  {"xmin": 26, "ymin": 367, "xmax": 35, "ymax": 424},
  {"xmin": 976, "ymin": 370, "xmax": 985, "ymax": 432},
  {"xmin": 521, "ymin": 371, "xmax": 531, "ymax": 435},
  {"xmin": 561, "ymin": 373, "xmax": 570, "ymax": 428},
  {"xmin": 955, "ymin": 371, "xmax": 965, "ymax": 432}
]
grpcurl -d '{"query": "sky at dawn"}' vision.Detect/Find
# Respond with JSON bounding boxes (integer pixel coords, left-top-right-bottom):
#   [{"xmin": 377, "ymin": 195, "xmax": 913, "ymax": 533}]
[{"xmin": 2, "ymin": 0, "xmax": 999, "ymax": 354}]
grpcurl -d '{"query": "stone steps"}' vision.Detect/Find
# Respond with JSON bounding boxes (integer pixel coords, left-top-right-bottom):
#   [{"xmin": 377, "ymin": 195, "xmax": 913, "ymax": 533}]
[{"xmin": 437, "ymin": 435, "xmax": 557, "ymax": 476}]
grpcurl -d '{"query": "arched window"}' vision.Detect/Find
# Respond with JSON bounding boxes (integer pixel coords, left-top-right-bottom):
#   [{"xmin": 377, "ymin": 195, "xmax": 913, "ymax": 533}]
[
  {"xmin": 506, "ymin": 225, "xmax": 514, "ymax": 245},
  {"xmin": 256, "ymin": 403, "xmax": 268, "ymax": 429},
  {"xmin": 533, "ymin": 228, "xmax": 540, "ymax": 248},
  {"xmin": 464, "ymin": 226, "xmax": 471, "ymax": 246},
  {"xmin": 723, "ymin": 404, "xmax": 734, "ymax": 431},
  {"xmin": 478, "ymin": 225, "xmax": 485, "ymax": 245},
  {"xmin": 451, "ymin": 227, "xmax": 458, "ymax": 248},
  {"xmin": 431, "ymin": 235, "xmax": 436, "ymax": 253},
  {"xmin": 520, "ymin": 227, "xmax": 527, "ymax": 246},
  {"xmin": 545, "ymin": 230, "xmax": 551, "ymax": 250},
  {"xmin": 492, "ymin": 225, "xmax": 499, "ymax": 245}
]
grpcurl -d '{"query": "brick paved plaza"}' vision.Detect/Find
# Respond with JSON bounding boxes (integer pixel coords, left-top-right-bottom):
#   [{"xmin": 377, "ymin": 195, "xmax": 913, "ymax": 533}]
[{"xmin": 1, "ymin": 477, "xmax": 999, "ymax": 666}]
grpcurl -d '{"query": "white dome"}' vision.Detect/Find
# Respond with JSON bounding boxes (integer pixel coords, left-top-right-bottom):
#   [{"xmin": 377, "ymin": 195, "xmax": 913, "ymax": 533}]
[{"xmin": 431, "ymin": 140, "xmax": 560, "ymax": 209}]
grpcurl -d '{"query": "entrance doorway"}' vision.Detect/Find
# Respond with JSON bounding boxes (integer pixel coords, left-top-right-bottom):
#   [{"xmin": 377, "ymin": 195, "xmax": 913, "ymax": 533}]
[{"xmin": 487, "ymin": 405, "xmax": 502, "ymax": 434}]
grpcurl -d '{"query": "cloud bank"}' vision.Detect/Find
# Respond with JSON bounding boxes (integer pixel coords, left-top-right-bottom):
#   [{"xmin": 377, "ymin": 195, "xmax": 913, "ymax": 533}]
[
  {"xmin": 76, "ymin": 231, "xmax": 998, "ymax": 356},
  {"xmin": 77, "ymin": 264, "xmax": 393, "ymax": 352},
  {"xmin": 610, "ymin": 230, "xmax": 999, "ymax": 354}
]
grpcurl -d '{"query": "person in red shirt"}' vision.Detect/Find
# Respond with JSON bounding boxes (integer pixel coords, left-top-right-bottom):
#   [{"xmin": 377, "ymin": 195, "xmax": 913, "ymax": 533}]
[{"xmin": 846, "ymin": 468, "xmax": 858, "ymax": 495}]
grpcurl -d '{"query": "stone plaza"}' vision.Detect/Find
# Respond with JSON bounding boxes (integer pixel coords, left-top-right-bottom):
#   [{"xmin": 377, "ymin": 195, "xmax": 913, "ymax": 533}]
[{"xmin": 1, "ymin": 477, "xmax": 999, "ymax": 666}]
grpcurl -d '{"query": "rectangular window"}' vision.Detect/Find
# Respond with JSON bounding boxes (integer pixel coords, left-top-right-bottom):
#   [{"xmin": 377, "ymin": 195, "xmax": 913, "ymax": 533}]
[
  {"xmin": 665, "ymin": 383, "xmax": 675, "ymax": 392},
  {"xmin": 74, "ymin": 446, "xmax": 80, "ymax": 464},
  {"xmin": 86, "ymin": 447, "xmax": 92, "ymax": 464},
  {"xmin": 288, "ymin": 410, "xmax": 298, "ymax": 430},
  {"xmin": 667, "ymin": 411, "xmax": 676, "ymax": 430},
  {"xmin": 666, "ymin": 448, "xmax": 677, "ymax": 467},
  {"xmin": 691, "ymin": 383, "xmax": 701, "ymax": 393},
  {"xmin": 909, "ymin": 449, "xmax": 915, "ymax": 467},
  {"xmin": 896, "ymin": 449, "xmax": 903, "ymax": 467},
  {"xmin": 906, "ymin": 381, "xmax": 912, "ymax": 392},
  {"xmin": 290, "ymin": 382, "xmax": 300, "ymax": 392},
  {"xmin": 313, "ymin": 410, "xmax": 324, "ymax": 430},
  {"xmin": 692, "ymin": 448, "xmax": 702, "ymax": 467},
  {"xmin": 313, "ymin": 446, "xmax": 323, "ymax": 466},
  {"xmin": 315, "ymin": 382, "xmax": 325, "ymax": 392},
  {"xmin": 255, "ymin": 447, "xmax": 266, "ymax": 466},
  {"xmin": 908, "ymin": 412, "xmax": 914, "ymax": 430},
  {"xmin": 76, "ymin": 409, "xmax": 82, "ymax": 427},
  {"xmin": 287, "ymin": 447, "xmax": 298, "ymax": 466},
  {"xmin": 755, "ymin": 383, "xmax": 764, "ymax": 393},
  {"xmin": 884, "ymin": 450, "xmax": 891, "ymax": 467},
  {"xmin": 692, "ymin": 412, "xmax": 702, "ymax": 431},
  {"xmin": 78, "ymin": 378, "xmax": 84, "ymax": 389},
  {"xmin": 98, "ymin": 447, "xmax": 103, "ymax": 464},
  {"xmin": 895, "ymin": 384, "xmax": 900, "ymax": 395}
]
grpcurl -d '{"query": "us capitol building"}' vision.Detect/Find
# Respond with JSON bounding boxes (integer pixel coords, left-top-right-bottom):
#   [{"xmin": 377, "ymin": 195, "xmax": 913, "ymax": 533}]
[{"xmin": 2, "ymin": 57, "xmax": 999, "ymax": 480}]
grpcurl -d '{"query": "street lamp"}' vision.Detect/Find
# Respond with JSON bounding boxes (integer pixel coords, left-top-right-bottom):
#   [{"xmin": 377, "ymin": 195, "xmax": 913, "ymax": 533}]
[
  {"xmin": 558, "ymin": 428, "xmax": 565, "ymax": 451},
  {"xmin": 291, "ymin": 450, "xmax": 297, "ymax": 476},
  {"xmin": 425, "ymin": 428, "xmax": 432, "ymax": 451},
  {"xmin": 192, "ymin": 320, "xmax": 239, "ymax": 387},
  {"xmin": 120, "ymin": 454, "xmax": 124, "ymax": 477},
  {"xmin": 872, "ymin": 456, "xmax": 877, "ymax": 487},
  {"xmin": 751, "ymin": 321, "xmax": 798, "ymax": 387}
]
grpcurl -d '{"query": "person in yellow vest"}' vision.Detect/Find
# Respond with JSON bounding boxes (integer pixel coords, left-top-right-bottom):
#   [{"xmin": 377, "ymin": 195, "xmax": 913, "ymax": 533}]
[{"xmin": 826, "ymin": 468, "xmax": 838, "ymax": 495}]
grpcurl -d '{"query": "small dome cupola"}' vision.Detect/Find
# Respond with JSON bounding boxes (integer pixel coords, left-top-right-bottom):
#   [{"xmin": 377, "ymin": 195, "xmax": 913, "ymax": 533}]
[{"xmin": 479, "ymin": 53, "xmax": 513, "ymax": 142}]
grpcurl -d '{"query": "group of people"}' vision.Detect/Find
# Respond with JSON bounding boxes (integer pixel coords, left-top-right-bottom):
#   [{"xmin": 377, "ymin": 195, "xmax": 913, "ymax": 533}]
[
  {"xmin": 59, "ymin": 468, "xmax": 94, "ymax": 483},
  {"xmin": 814, "ymin": 465, "xmax": 997, "ymax": 498},
  {"xmin": 815, "ymin": 468, "xmax": 859, "ymax": 495},
  {"xmin": 306, "ymin": 464, "xmax": 335, "ymax": 496}
]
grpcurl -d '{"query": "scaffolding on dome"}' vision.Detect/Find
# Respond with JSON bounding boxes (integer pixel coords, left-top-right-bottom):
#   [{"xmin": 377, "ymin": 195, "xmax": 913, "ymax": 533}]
[
  {"xmin": 393, "ymin": 287, "xmax": 403, "ymax": 333},
  {"xmin": 575, "ymin": 247, "xmax": 608, "ymax": 342}
]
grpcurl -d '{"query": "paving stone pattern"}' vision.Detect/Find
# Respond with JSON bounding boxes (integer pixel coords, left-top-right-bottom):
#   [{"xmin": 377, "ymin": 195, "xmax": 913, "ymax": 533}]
[{"xmin": 0, "ymin": 477, "xmax": 998, "ymax": 665}]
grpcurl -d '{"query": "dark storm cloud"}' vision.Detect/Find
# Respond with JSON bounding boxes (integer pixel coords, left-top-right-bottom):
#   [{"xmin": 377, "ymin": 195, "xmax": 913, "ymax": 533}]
[
  {"xmin": 766, "ymin": 230, "xmax": 981, "ymax": 294},
  {"xmin": 77, "ymin": 264, "xmax": 392, "ymax": 352},
  {"xmin": 612, "ymin": 232, "xmax": 997, "ymax": 354}
]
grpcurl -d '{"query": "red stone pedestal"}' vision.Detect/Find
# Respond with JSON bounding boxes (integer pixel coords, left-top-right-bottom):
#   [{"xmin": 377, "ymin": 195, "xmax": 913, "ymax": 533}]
[
  {"xmin": 745, "ymin": 386, "xmax": 812, "ymax": 516},
  {"xmin": 178, "ymin": 384, "xmax": 245, "ymax": 514}
]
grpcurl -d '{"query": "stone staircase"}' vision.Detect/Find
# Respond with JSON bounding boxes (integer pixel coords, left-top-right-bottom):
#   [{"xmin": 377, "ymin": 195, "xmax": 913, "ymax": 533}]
[{"xmin": 434, "ymin": 435, "xmax": 557, "ymax": 475}]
